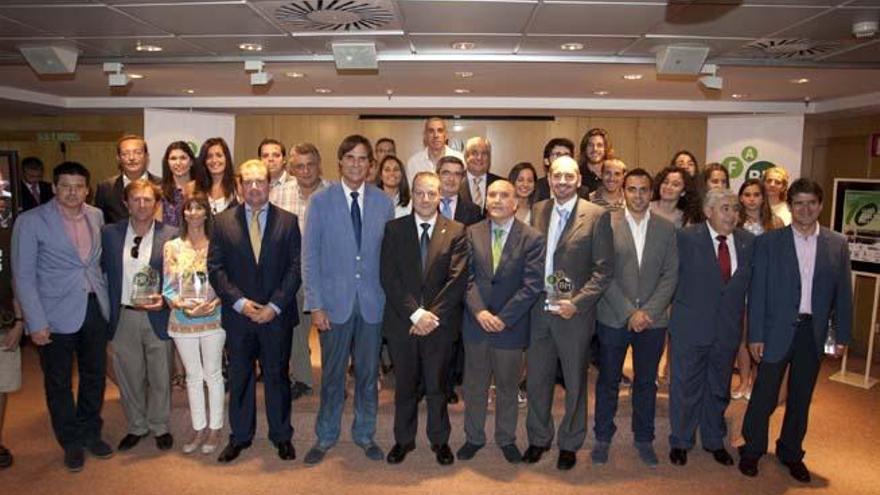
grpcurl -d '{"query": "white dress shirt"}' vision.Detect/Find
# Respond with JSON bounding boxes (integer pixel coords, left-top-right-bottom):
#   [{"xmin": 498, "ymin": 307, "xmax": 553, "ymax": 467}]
[
  {"xmin": 544, "ymin": 196, "xmax": 576, "ymax": 284},
  {"xmin": 409, "ymin": 213, "xmax": 438, "ymax": 325},
  {"xmin": 121, "ymin": 221, "xmax": 155, "ymax": 306},
  {"xmin": 406, "ymin": 146, "xmax": 464, "ymax": 184},
  {"xmin": 342, "ymin": 181, "xmax": 366, "ymax": 212},
  {"xmin": 793, "ymin": 222, "xmax": 819, "ymax": 314},
  {"xmin": 625, "ymin": 208, "xmax": 650, "ymax": 268}
]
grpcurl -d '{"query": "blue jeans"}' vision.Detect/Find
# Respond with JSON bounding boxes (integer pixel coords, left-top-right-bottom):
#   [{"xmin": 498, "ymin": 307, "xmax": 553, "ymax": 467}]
[
  {"xmin": 593, "ymin": 322, "xmax": 666, "ymax": 443},
  {"xmin": 314, "ymin": 301, "xmax": 382, "ymax": 448}
]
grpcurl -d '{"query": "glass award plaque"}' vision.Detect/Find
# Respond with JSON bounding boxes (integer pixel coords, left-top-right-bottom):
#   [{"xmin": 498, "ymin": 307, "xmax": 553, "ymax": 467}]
[
  {"xmin": 544, "ymin": 271, "xmax": 574, "ymax": 312},
  {"xmin": 130, "ymin": 266, "xmax": 160, "ymax": 306},
  {"xmin": 179, "ymin": 271, "xmax": 209, "ymax": 307}
]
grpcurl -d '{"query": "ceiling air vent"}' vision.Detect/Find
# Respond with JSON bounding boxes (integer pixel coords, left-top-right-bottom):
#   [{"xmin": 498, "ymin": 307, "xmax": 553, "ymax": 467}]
[
  {"xmin": 744, "ymin": 38, "xmax": 840, "ymax": 60},
  {"xmin": 275, "ymin": 0, "xmax": 395, "ymax": 31}
]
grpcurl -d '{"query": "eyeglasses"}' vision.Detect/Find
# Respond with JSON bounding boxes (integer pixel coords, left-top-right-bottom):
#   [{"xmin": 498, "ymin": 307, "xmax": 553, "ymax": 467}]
[
  {"xmin": 119, "ymin": 150, "xmax": 145, "ymax": 159},
  {"xmin": 131, "ymin": 236, "xmax": 143, "ymax": 259},
  {"xmin": 438, "ymin": 170, "xmax": 463, "ymax": 178}
]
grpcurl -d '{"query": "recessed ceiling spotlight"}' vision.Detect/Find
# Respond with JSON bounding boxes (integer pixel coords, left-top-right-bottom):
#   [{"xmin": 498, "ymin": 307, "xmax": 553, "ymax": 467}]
[
  {"xmin": 593, "ymin": 90, "xmax": 610, "ymax": 96},
  {"xmin": 790, "ymin": 77, "xmax": 810, "ymax": 84},
  {"xmin": 455, "ymin": 71, "xmax": 474, "ymax": 78},
  {"xmin": 561, "ymin": 42, "xmax": 584, "ymax": 51},
  {"xmin": 451, "ymin": 41, "xmax": 475, "ymax": 50},
  {"xmin": 314, "ymin": 87, "xmax": 332, "ymax": 94},
  {"xmin": 239, "ymin": 43, "xmax": 263, "ymax": 52},
  {"xmin": 128, "ymin": 73, "xmax": 144, "ymax": 80},
  {"xmin": 285, "ymin": 71, "xmax": 305, "ymax": 79},
  {"xmin": 622, "ymin": 74, "xmax": 643, "ymax": 80},
  {"xmin": 454, "ymin": 88, "xmax": 471, "ymax": 94},
  {"xmin": 135, "ymin": 43, "xmax": 162, "ymax": 52},
  {"xmin": 182, "ymin": 88, "xmax": 196, "ymax": 94},
  {"xmin": 731, "ymin": 93, "xmax": 748, "ymax": 99}
]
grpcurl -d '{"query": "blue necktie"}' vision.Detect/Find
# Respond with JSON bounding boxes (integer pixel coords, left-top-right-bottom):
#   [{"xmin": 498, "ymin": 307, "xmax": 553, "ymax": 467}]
[
  {"xmin": 555, "ymin": 207, "xmax": 570, "ymax": 245},
  {"xmin": 350, "ymin": 191, "xmax": 362, "ymax": 250},
  {"xmin": 420, "ymin": 222, "xmax": 430, "ymax": 273},
  {"xmin": 440, "ymin": 197, "xmax": 452, "ymax": 219}
]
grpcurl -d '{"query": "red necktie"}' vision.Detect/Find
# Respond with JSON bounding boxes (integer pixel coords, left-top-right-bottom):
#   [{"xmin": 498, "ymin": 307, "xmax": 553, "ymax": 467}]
[{"xmin": 717, "ymin": 235, "xmax": 731, "ymax": 283}]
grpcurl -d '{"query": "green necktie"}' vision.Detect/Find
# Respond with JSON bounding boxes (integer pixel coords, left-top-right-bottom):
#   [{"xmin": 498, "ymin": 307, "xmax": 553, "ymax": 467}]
[{"xmin": 492, "ymin": 227, "xmax": 504, "ymax": 273}]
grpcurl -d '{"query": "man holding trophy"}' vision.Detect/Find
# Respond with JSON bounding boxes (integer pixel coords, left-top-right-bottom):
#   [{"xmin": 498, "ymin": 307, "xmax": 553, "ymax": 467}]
[
  {"xmin": 102, "ymin": 179, "xmax": 177, "ymax": 452},
  {"xmin": 523, "ymin": 156, "xmax": 614, "ymax": 470}
]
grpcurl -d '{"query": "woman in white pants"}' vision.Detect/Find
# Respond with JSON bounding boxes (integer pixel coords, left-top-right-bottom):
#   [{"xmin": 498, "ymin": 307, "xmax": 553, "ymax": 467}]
[{"xmin": 163, "ymin": 193, "xmax": 225, "ymax": 454}]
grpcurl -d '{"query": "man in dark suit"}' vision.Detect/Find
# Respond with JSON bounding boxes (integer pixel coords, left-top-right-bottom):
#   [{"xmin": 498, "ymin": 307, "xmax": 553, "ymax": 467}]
[
  {"xmin": 437, "ymin": 155, "xmax": 482, "ymax": 402},
  {"xmin": 458, "ymin": 180, "xmax": 545, "ymax": 464},
  {"xmin": 94, "ymin": 135, "xmax": 161, "ymax": 224},
  {"xmin": 101, "ymin": 179, "xmax": 177, "ymax": 453},
  {"xmin": 208, "ymin": 159, "xmax": 301, "ymax": 463},
  {"xmin": 592, "ymin": 168, "xmax": 678, "ymax": 467},
  {"xmin": 380, "ymin": 171, "xmax": 469, "ymax": 466},
  {"xmin": 18, "ymin": 156, "xmax": 53, "ymax": 212},
  {"xmin": 534, "ymin": 138, "xmax": 588, "ymax": 202},
  {"xmin": 522, "ymin": 156, "xmax": 614, "ymax": 470},
  {"xmin": 668, "ymin": 188, "xmax": 754, "ymax": 467},
  {"xmin": 739, "ymin": 179, "xmax": 852, "ymax": 483},
  {"xmin": 458, "ymin": 137, "xmax": 502, "ymax": 211}
]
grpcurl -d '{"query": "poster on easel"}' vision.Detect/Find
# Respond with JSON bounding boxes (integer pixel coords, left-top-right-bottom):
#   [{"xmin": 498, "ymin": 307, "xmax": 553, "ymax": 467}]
[{"xmin": 831, "ymin": 178, "xmax": 880, "ymax": 274}]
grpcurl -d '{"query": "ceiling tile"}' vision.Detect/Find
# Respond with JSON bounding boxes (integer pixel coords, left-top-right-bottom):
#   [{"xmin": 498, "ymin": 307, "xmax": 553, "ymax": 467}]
[
  {"xmin": 181, "ymin": 35, "xmax": 309, "ymax": 56},
  {"xmin": 116, "ymin": 3, "xmax": 284, "ymax": 36},
  {"xmin": 399, "ymin": 0, "xmax": 535, "ymax": 34},
  {"xmin": 518, "ymin": 35, "xmax": 637, "ymax": 56},
  {"xmin": 409, "ymin": 35, "xmax": 519, "ymax": 54},
  {"xmin": 72, "ymin": 37, "xmax": 213, "ymax": 57},
  {"xmin": 651, "ymin": 4, "xmax": 830, "ymax": 38},
  {"xmin": 774, "ymin": 7, "xmax": 880, "ymax": 40},
  {"xmin": 623, "ymin": 37, "xmax": 753, "ymax": 58},
  {"xmin": 0, "ymin": 4, "xmax": 167, "ymax": 36},
  {"xmin": 252, "ymin": 0, "xmax": 403, "ymax": 33},
  {"xmin": 530, "ymin": 4, "xmax": 666, "ymax": 36},
  {"xmin": 821, "ymin": 39, "xmax": 880, "ymax": 63},
  {"xmin": 0, "ymin": 14, "xmax": 52, "ymax": 36}
]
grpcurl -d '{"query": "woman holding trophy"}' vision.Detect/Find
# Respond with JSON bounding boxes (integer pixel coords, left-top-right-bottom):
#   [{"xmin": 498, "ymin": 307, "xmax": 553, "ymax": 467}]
[{"xmin": 162, "ymin": 193, "xmax": 225, "ymax": 455}]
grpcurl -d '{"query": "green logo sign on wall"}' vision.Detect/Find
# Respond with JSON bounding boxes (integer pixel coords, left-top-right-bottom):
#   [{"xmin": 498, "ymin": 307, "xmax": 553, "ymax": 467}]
[{"xmin": 721, "ymin": 146, "xmax": 776, "ymax": 180}]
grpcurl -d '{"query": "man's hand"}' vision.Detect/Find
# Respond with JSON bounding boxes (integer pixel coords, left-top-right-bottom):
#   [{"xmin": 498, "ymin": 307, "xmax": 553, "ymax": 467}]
[
  {"xmin": 749, "ymin": 342, "xmax": 764, "ymax": 363},
  {"xmin": 312, "ymin": 309, "xmax": 331, "ymax": 332},
  {"xmin": 1, "ymin": 321, "xmax": 23, "ymax": 351},
  {"xmin": 551, "ymin": 299, "xmax": 577, "ymax": 320},
  {"xmin": 476, "ymin": 310, "xmax": 505, "ymax": 333},
  {"xmin": 627, "ymin": 310, "xmax": 654, "ymax": 332},
  {"xmin": 412, "ymin": 311, "xmax": 440, "ymax": 336},
  {"xmin": 241, "ymin": 299, "xmax": 263, "ymax": 320},
  {"xmin": 30, "ymin": 327, "xmax": 52, "ymax": 346},
  {"xmin": 251, "ymin": 305, "xmax": 277, "ymax": 324},
  {"xmin": 137, "ymin": 294, "xmax": 165, "ymax": 312}
]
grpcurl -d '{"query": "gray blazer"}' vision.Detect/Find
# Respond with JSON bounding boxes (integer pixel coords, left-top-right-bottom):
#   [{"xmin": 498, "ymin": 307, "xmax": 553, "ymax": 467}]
[
  {"xmin": 12, "ymin": 200, "xmax": 110, "ymax": 334},
  {"xmin": 597, "ymin": 210, "xmax": 678, "ymax": 329}
]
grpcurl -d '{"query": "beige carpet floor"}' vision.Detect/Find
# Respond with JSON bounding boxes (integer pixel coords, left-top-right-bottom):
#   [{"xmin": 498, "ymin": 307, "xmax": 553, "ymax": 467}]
[{"xmin": 1, "ymin": 344, "xmax": 878, "ymax": 495}]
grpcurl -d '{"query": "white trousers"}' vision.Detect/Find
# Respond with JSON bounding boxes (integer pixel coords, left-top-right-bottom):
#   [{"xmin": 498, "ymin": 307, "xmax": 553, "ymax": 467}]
[{"xmin": 173, "ymin": 331, "xmax": 226, "ymax": 431}]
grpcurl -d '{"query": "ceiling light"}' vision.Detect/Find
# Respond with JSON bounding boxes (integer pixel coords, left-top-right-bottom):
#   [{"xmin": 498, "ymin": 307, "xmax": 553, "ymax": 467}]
[
  {"xmin": 454, "ymin": 88, "xmax": 471, "ymax": 94},
  {"xmin": 455, "ymin": 71, "xmax": 474, "ymax": 78},
  {"xmin": 183, "ymin": 88, "xmax": 195, "ymax": 94},
  {"xmin": 622, "ymin": 74, "xmax": 643, "ymax": 80},
  {"xmin": 135, "ymin": 43, "xmax": 162, "ymax": 52},
  {"xmin": 593, "ymin": 90, "xmax": 609, "ymax": 96},
  {"xmin": 452, "ymin": 121, "xmax": 464, "ymax": 132},
  {"xmin": 790, "ymin": 77, "xmax": 810, "ymax": 84},
  {"xmin": 451, "ymin": 41, "xmax": 475, "ymax": 50},
  {"xmin": 239, "ymin": 43, "xmax": 263, "ymax": 52},
  {"xmin": 731, "ymin": 93, "xmax": 748, "ymax": 99},
  {"xmin": 561, "ymin": 42, "xmax": 584, "ymax": 51},
  {"xmin": 285, "ymin": 71, "xmax": 305, "ymax": 78},
  {"xmin": 314, "ymin": 88, "xmax": 332, "ymax": 94},
  {"xmin": 128, "ymin": 73, "xmax": 144, "ymax": 80}
]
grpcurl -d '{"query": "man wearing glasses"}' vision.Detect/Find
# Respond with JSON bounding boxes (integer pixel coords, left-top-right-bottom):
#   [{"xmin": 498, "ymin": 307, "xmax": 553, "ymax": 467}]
[
  {"xmin": 101, "ymin": 180, "xmax": 177, "ymax": 454},
  {"xmin": 94, "ymin": 135, "xmax": 161, "ymax": 224}
]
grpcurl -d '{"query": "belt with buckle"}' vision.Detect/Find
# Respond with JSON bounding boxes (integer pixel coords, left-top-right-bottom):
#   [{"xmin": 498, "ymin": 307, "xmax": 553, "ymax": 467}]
[{"xmin": 795, "ymin": 313, "xmax": 812, "ymax": 322}]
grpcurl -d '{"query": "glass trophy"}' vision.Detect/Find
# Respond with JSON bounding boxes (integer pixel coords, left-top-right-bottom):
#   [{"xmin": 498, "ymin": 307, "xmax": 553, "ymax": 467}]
[
  {"xmin": 824, "ymin": 319, "xmax": 840, "ymax": 357},
  {"xmin": 178, "ymin": 271, "xmax": 209, "ymax": 307},
  {"xmin": 544, "ymin": 270, "xmax": 574, "ymax": 312},
  {"xmin": 130, "ymin": 266, "xmax": 160, "ymax": 306}
]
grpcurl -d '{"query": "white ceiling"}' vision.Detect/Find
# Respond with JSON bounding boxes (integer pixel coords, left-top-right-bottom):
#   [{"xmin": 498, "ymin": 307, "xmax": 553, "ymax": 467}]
[{"xmin": 0, "ymin": 0, "xmax": 878, "ymax": 115}]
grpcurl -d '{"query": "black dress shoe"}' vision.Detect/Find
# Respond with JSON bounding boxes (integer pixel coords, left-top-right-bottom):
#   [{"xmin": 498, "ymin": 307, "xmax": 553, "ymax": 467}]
[
  {"xmin": 522, "ymin": 445, "xmax": 549, "ymax": 464},
  {"xmin": 557, "ymin": 450, "xmax": 577, "ymax": 471},
  {"xmin": 456, "ymin": 442, "xmax": 483, "ymax": 461},
  {"xmin": 276, "ymin": 441, "xmax": 296, "ymax": 461},
  {"xmin": 704, "ymin": 447, "xmax": 734, "ymax": 466},
  {"xmin": 431, "ymin": 444, "xmax": 454, "ymax": 466},
  {"xmin": 386, "ymin": 443, "xmax": 415, "ymax": 464},
  {"xmin": 669, "ymin": 448, "xmax": 688, "ymax": 466},
  {"xmin": 117, "ymin": 433, "xmax": 148, "ymax": 451},
  {"xmin": 0, "ymin": 444, "xmax": 12, "ymax": 469},
  {"xmin": 781, "ymin": 460, "xmax": 811, "ymax": 483},
  {"xmin": 446, "ymin": 391, "xmax": 459, "ymax": 404},
  {"xmin": 155, "ymin": 433, "xmax": 174, "ymax": 451},
  {"xmin": 500, "ymin": 444, "xmax": 522, "ymax": 464},
  {"xmin": 290, "ymin": 381, "xmax": 313, "ymax": 401},
  {"xmin": 217, "ymin": 442, "xmax": 250, "ymax": 463},
  {"xmin": 84, "ymin": 439, "xmax": 114, "ymax": 459},
  {"xmin": 64, "ymin": 447, "xmax": 85, "ymax": 473},
  {"xmin": 738, "ymin": 456, "xmax": 759, "ymax": 477}
]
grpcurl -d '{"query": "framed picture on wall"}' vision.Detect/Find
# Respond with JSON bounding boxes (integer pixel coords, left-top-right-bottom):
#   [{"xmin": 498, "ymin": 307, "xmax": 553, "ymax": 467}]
[{"xmin": 832, "ymin": 178, "xmax": 880, "ymax": 274}]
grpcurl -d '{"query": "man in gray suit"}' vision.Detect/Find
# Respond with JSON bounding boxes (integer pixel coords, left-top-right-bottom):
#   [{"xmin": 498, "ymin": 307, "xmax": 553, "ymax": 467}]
[
  {"xmin": 458, "ymin": 180, "xmax": 545, "ymax": 464},
  {"xmin": 668, "ymin": 188, "xmax": 754, "ymax": 468},
  {"xmin": 592, "ymin": 168, "xmax": 678, "ymax": 467},
  {"xmin": 12, "ymin": 162, "xmax": 113, "ymax": 472},
  {"xmin": 522, "ymin": 156, "xmax": 614, "ymax": 470},
  {"xmin": 739, "ymin": 179, "xmax": 852, "ymax": 483}
]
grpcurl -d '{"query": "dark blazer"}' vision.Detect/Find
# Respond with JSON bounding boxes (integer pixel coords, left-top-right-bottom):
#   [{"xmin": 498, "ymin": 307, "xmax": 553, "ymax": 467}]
[
  {"xmin": 18, "ymin": 180, "xmax": 53, "ymax": 211},
  {"xmin": 380, "ymin": 214, "xmax": 469, "ymax": 343},
  {"xmin": 748, "ymin": 225, "xmax": 853, "ymax": 362},
  {"xmin": 669, "ymin": 223, "xmax": 754, "ymax": 348},
  {"xmin": 208, "ymin": 203, "xmax": 302, "ymax": 333},
  {"xmin": 463, "ymin": 218, "xmax": 545, "ymax": 349},
  {"xmin": 102, "ymin": 220, "xmax": 177, "ymax": 340},
  {"xmin": 459, "ymin": 172, "xmax": 502, "ymax": 209},
  {"xmin": 94, "ymin": 172, "xmax": 161, "ymax": 224},
  {"xmin": 534, "ymin": 176, "xmax": 590, "ymax": 203},
  {"xmin": 453, "ymin": 194, "xmax": 484, "ymax": 226}
]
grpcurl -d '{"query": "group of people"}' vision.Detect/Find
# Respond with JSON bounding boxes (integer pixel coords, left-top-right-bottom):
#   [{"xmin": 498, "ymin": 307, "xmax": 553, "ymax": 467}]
[{"xmin": 0, "ymin": 117, "xmax": 853, "ymax": 487}]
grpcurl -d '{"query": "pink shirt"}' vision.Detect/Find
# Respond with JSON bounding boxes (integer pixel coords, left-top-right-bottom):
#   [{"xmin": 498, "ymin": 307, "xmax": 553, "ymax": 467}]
[
  {"xmin": 56, "ymin": 200, "xmax": 92, "ymax": 263},
  {"xmin": 793, "ymin": 223, "xmax": 819, "ymax": 314}
]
